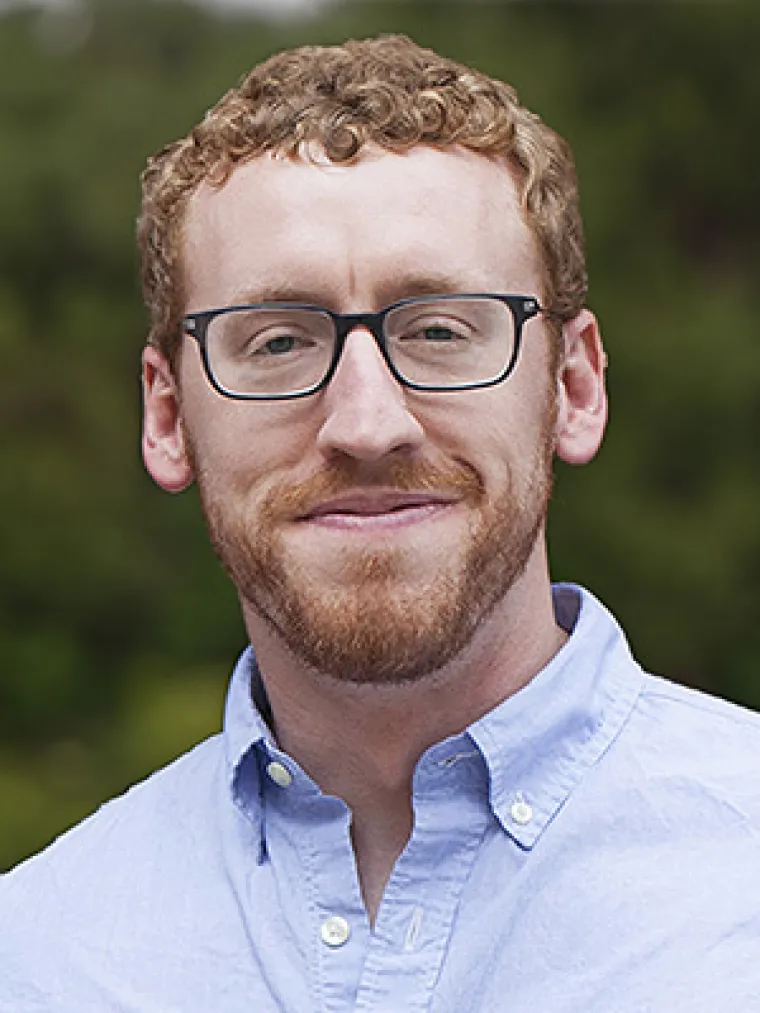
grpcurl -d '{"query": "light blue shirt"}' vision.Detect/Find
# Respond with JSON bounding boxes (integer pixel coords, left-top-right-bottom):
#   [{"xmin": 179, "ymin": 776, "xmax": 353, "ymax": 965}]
[{"xmin": 2, "ymin": 585, "xmax": 760, "ymax": 1011}]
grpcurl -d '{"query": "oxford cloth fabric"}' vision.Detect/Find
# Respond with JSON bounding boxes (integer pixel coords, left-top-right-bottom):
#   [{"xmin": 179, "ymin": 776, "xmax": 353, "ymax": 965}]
[{"xmin": 1, "ymin": 585, "xmax": 760, "ymax": 1011}]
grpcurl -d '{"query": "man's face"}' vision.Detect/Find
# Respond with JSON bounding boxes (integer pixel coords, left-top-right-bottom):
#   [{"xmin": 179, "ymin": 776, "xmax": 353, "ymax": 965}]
[{"xmin": 153, "ymin": 146, "xmax": 563, "ymax": 684}]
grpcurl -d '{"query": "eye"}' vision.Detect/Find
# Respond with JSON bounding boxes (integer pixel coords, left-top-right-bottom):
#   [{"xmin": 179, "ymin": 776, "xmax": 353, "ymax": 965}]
[
  {"xmin": 401, "ymin": 316, "xmax": 472, "ymax": 343},
  {"xmin": 242, "ymin": 326, "xmax": 317, "ymax": 359},
  {"xmin": 255, "ymin": 334, "xmax": 302, "ymax": 356},
  {"xmin": 415, "ymin": 324, "xmax": 461, "ymax": 342}
]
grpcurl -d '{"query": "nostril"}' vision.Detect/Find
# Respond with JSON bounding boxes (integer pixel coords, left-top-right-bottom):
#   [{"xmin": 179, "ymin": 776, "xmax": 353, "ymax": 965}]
[{"xmin": 316, "ymin": 387, "xmax": 425, "ymax": 463}]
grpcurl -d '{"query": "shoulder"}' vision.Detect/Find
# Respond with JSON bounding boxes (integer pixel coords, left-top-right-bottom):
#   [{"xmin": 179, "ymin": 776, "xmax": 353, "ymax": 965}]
[
  {"xmin": 0, "ymin": 734, "xmax": 241, "ymax": 1005},
  {"xmin": 612, "ymin": 674, "xmax": 760, "ymax": 825},
  {"xmin": 637, "ymin": 673, "xmax": 760, "ymax": 749},
  {"xmin": 0, "ymin": 733, "xmax": 226, "ymax": 912},
  {"xmin": 0, "ymin": 731, "xmax": 272, "ymax": 1010}
]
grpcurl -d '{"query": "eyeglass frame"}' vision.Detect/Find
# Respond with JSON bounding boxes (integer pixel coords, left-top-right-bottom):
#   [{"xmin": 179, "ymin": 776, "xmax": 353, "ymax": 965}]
[{"xmin": 181, "ymin": 292, "xmax": 557, "ymax": 401}]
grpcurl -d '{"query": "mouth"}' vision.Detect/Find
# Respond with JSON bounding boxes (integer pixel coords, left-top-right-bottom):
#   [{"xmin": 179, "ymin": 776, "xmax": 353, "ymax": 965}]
[{"xmin": 297, "ymin": 491, "xmax": 459, "ymax": 530}]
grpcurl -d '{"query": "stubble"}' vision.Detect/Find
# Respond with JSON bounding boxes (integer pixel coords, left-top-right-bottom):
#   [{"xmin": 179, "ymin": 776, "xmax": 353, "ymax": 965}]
[{"xmin": 193, "ymin": 409, "xmax": 556, "ymax": 686}]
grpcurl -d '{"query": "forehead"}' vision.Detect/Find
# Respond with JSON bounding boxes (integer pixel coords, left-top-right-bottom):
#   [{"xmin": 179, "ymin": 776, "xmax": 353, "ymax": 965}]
[{"xmin": 181, "ymin": 145, "xmax": 540, "ymax": 309}]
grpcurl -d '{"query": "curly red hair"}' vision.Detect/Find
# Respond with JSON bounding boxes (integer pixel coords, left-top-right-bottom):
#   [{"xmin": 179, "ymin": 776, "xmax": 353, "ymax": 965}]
[{"xmin": 138, "ymin": 34, "xmax": 586, "ymax": 366}]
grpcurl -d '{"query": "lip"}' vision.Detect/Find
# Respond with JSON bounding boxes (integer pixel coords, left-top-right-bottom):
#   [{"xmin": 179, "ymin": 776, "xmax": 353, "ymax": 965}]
[{"xmin": 296, "ymin": 491, "xmax": 459, "ymax": 530}]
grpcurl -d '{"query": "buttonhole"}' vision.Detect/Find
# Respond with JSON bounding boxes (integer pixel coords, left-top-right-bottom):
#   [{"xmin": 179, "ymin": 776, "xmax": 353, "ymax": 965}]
[
  {"xmin": 439, "ymin": 750, "xmax": 478, "ymax": 768},
  {"xmin": 404, "ymin": 906, "xmax": 424, "ymax": 952}
]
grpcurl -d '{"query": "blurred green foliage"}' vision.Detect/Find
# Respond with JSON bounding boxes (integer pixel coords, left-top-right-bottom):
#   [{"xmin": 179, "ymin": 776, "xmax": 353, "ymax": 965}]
[{"xmin": 1, "ymin": 0, "xmax": 759, "ymax": 869}]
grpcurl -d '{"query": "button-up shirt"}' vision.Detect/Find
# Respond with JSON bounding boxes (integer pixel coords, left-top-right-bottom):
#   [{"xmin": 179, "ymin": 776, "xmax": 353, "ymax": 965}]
[{"xmin": 2, "ymin": 585, "xmax": 760, "ymax": 1011}]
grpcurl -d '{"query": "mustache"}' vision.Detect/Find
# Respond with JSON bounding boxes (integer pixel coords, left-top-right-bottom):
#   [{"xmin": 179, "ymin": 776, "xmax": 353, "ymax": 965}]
[{"xmin": 260, "ymin": 457, "xmax": 484, "ymax": 520}]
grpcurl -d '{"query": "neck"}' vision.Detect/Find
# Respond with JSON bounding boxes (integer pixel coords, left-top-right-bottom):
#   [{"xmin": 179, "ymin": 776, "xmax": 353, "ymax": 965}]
[{"xmin": 242, "ymin": 561, "xmax": 565, "ymax": 922}]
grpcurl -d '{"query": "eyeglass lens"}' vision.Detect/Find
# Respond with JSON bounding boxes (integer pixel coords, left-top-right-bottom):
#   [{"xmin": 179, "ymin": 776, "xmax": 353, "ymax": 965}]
[{"xmin": 204, "ymin": 296, "xmax": 518, "ymax": 397}]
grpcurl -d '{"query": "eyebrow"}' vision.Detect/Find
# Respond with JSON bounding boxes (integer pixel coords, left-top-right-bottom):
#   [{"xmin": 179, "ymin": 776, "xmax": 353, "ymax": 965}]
[
  {"xmin": 378, "ymin": 273, "xmax": 472, "ymax": 303},
  {"xmin": 227, "ymin": 284, "xmax": 330, "ymax": 307},
  {"xmin": 228, "ymin": 273, "xmax": 478, "ymax": 310}
]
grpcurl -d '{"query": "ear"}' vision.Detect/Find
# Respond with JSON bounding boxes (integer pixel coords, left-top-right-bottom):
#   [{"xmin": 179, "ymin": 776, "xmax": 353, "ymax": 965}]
[
  {"xmin": 554, "ymin": 309, "xmax": 608, "ymax": 465},
  {"xmin": 141, "ymin": 345, "xmax": 195, "ymax": 492}
]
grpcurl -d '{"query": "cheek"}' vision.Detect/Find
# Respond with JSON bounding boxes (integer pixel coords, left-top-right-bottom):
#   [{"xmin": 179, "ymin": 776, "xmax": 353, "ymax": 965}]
[
  {"xmin": 417, "ymin": 389, "xmax": 527, "ymax": 456},
  {"xmin": 454, "ymin": 386, "xmax": 556, "ymax": 481},
  {"xmin": 185, "ymin": 401, "xmax": 325, "ymax": 498}
]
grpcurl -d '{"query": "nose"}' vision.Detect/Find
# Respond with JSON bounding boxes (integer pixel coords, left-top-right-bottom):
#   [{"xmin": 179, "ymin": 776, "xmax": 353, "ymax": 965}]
[{"xmin": 316, "ymin": 328, "xmax": 425, "ymax": 462}]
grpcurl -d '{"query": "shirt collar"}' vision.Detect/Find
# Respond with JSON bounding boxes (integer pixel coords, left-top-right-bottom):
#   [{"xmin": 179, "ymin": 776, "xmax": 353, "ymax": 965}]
[
  {"xmin": 223, "ymin": 649, "xmax": 274, "ymax": 857},
  {"xmin": 467, "ymin": 584, "xmax": 643, "ymax": 848},
  {"xmin": 222, "ymin": 584, "xmax": 643, "ymax": 851}
]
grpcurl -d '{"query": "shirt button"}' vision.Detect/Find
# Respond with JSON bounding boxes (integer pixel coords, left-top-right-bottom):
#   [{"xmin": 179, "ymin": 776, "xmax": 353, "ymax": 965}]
[
  {"xmin": 266, "ymin": 760, "xmax": 293, "ymax": 787},
  {"xmin": 321, "ymin": 915, "xmax": 351, "ymax": 948},
  {"xmin": 510, "ymin": 798, "xmax": 533, "ymax": 825}
]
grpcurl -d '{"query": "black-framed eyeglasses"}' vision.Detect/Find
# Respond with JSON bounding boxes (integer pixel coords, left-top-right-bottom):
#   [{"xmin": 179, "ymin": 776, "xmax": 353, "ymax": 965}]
[{"xmin": 182, "ymin": 293, "xmax": 552, "ymax": 401}]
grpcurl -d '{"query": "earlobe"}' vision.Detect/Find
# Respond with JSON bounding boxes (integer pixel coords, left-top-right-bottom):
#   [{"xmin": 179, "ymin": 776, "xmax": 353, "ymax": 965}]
[
  {"xmin": 555, "ymin": 309, "xmax": 608, "ymax": 466},
  {"xmin": 141, "ymin": 345, "xmax": 195, "ymax": 492}
]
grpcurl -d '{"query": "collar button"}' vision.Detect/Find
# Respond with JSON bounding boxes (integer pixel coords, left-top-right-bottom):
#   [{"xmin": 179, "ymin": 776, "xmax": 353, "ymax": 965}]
[
  {"xmin": 266, "ymin": 760, "xmax": 293, "ymax": 787},
  {"xmin": 510, "ymin": 797, "xmax": 533, "ymax": 826}
]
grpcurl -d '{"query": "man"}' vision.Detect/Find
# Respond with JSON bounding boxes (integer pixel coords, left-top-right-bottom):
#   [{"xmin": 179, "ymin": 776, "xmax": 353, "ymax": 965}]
[{"xmin": 1, "ymin": 34, "xmax": 759, "ymax": 1012}]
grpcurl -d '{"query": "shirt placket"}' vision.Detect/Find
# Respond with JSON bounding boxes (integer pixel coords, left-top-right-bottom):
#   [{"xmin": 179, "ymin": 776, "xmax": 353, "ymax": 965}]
[
  {"xmin": 262, "ymin": 752, "xmax": 371, "ymax": 1013},
  {"xmin": 353, "ymin": 747, "xmax": 492, "ymax": 1012}
]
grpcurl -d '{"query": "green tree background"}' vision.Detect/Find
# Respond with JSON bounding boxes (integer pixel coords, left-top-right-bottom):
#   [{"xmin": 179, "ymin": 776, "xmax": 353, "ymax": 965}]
[{"xmin": 1, "ymin": 0, "xmax": 758, "ymax": 870}]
